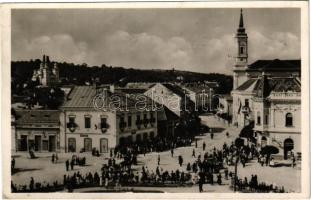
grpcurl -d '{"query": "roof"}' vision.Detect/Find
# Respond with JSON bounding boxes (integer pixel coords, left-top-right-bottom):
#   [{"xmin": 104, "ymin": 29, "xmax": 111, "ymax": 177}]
[
  {"xmin": 115, "ymin": 88, "xmax": 148, "ymax": 94},
  {"xmin": 62, "ymin": 86, "xmax": 153, "ymax": 110},
  {"xmin": 15, "ymin": 110, "xmax": 60, "ymax": 124},
  {"xmin": 247, "ymin": 59, "xmax": 300, "ymax": 72},
  {"xmin": 157, "ymin": 106, "xmax": 180, "ymax": 121},
  {"xmin": 235, "ymin": 76, "xmax": 301, "ymax": 98},
  {"xmin": 62, "ymin": 86, "xmax": 96, "ymax": 108},
  {"xmin": 236, "ymin": 79, "xmax": 258, "ymax": 91},
  {"xmin": 254, "ymin": 77, "xmax": 301, "ymax": 98},
  {"xmin": 162, "ymin": 83, "xmax": 187, "ymax": 97}
]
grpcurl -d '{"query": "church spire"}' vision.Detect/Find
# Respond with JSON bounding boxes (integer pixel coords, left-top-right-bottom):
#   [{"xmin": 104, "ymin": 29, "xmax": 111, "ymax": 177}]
[
  {"xmin": 237, "ymin": 9, "xmax": 246, "ymax": 34},
  {"xmin": 239, "ymin": 9, "xmax": 244, "ymax": 28}
]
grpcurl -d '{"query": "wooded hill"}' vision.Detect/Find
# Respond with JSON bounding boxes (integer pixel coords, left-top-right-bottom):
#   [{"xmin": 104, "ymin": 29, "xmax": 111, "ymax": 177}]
[{"xmin": 11, "ymin": 59, "xmax": 233, "ymax": 94}]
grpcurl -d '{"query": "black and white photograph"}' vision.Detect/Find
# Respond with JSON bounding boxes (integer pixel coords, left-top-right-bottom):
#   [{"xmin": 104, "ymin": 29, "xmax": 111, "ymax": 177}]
[{"xmin": 1, "ymin": 1, "xmax": 309, "ymax": 198}]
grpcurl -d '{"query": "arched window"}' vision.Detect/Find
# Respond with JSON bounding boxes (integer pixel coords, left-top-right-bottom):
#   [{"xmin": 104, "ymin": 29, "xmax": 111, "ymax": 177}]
[
  {"xmin": 257, "ymin": 111, "xmax": 261, "ymax": 125},
  {"xmin": 285, "ymin": 113, "xmax": 293, "ymax": 127},
  {"xmin": 240, "ymin": 46, "xmax": 244, "ymax": 54}
]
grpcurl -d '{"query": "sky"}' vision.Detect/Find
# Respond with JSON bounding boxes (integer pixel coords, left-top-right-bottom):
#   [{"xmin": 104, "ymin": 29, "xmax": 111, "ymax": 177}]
[{"xmin": 12, "ymin": 8, "xmax": 300, "ymax": 74}]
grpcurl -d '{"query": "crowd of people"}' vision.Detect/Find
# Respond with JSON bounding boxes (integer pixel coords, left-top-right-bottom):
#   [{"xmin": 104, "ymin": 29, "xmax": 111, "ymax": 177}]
[
  {"xmin": 11, "ymin": 115, "xmax": 293, "ymax": 193},
  {"xmin": 233, "ymin": 174, "xmax": 286, "ymax": 193}
]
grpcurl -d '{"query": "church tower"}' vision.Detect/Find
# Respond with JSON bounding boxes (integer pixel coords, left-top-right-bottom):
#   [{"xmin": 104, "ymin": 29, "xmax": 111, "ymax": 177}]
[{"xmin": 233, "ymin": 9, "xmax": 248, "ymax": 89}]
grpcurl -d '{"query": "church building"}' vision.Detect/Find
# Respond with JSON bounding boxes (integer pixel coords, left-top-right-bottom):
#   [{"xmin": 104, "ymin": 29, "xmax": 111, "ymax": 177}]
[
  {"xmin": 231, "ymin": 9, "xmax": 301, "ymax": 159},
  {"xmin": 32, "ymin": 55, "xmax": 60, "ymax": 87}
]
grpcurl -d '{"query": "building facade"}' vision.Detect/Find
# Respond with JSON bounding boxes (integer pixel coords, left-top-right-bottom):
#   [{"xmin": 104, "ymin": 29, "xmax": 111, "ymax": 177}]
[
  {"xmin": 252, "ymin": 75, "xmax": 301, "ymax": 159},
  {"xmin": 13, "ymin": 110, "xmax": 60, "ymax": 152},
  {"xmin": 60, "ymin": 86, "xmax": 158, "ymax": 153}
]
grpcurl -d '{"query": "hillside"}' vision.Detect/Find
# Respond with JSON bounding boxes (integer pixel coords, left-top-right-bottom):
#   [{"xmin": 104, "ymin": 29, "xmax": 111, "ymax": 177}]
[{"xmin": 11, "ymin": 59, "xmax": 233, "ymax": 94}]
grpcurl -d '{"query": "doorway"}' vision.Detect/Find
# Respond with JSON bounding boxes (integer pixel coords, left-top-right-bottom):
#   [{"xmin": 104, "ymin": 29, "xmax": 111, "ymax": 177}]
[
  {"xmin": 19, "ymin": 135, "xmax": 28, "ymax": 151},
  {"xmin": 34, "ymin": 135, "xmax": 42, "ymax": 151},
  {"xmin": 84, "ymin": 138, "xmax": 92, "ymax": 152},
  {"xmin": 100, "ymin": 138, "xmax": 108, "ymax": 153},
  {"xmin": 284, "ymin": 138, "xmax": 294, "ymax": 160},
  {"xmin": 68, "ymin": 138, "xmax": 76, "ymax": 152},
  {"xmin": 48, "ymin": 135, "xmax": 56, "ymax": 152}
]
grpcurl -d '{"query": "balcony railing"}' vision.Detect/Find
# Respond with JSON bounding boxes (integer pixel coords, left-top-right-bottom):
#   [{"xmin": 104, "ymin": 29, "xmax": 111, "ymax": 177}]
[{"xmin": 269, "ymin": 92, "xmax": 301, "ymax": 100}]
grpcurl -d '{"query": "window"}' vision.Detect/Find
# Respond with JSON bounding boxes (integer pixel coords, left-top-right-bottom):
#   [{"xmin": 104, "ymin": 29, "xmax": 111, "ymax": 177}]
[
  {"xmin": 85, "ymin": 117, "xmax": 91, "ymax": 129},
  {"xmin": 143, "ymin": 114, "xmax": 147, "ymax": 119},
  {"xmin": 101, "ymin": 117, "xmax": 108, "ymax": 129},
  {"xmin": 240, "ymin": 46, "xmax": 244, "ymax": 54},
  {"xmin": 257, "ymin": 112, "xmax": 261, "ymax": 125},
  {"xmin": 69, "ymin": 116, "xmax": 75, "ymax": 124},
  {"xmin": 136, "ymin": 115, "xmax": 141, "ymax": 121},
  {"xmin": 285, "ymin": 113, "xmax": 293, "ymax": 127},
  {"xmin": 128, "ymin": 116, "xmax": 132, "ymax": 127},
  {"xmin": 264, "ymin": 115, "xmax": 269, "ymax": 125},
  {"xmin": 245, "ymin": 99, "xmax": 249, "ymax": 107}
]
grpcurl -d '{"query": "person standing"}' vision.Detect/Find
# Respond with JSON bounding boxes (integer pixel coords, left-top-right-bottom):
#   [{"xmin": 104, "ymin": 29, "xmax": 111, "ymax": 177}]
[
  {"xmin": 217, "ymin": 173, "xmax": 222, "ymax": 185},
  {"xmin": 51, "ymin": 154, "xmax": 55, "ymax": 163},
  {"xmin": 178, "ymin": 155, "xmax": 183, "ymax": 167},
  {"xmin": 195, "ymin": 139, "xmax": 198, "ymax": 148},
  {"xmin": 171, "ymin": 148, "xmax": 174, "ymax": 157},
  {"xmin": 211, "ymin": 132, "xmax": 214, "ymax": 140},
  {"xmin": 203, "ymin": 142, "xmax": 206, "ymax": 151},
  {"xmin": 65, "ymin": 160, "xmax": 69, "ymax": 171},
  {"xmin": 157, "ymin": 154, "xmax": 160, "ymax": 165},
  {"xmin": 29, "ymin": 177, "xmax": 34, "ymax": 192},
  {"xmin": 192, "ymin": 149, "xmax": 196, "ymax": 158}
]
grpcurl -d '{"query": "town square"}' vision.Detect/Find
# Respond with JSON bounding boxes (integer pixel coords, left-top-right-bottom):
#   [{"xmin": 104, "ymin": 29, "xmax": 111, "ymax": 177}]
[{"xmin": 7, "ymin": 5, "xmax": 305, "ymax": 195}]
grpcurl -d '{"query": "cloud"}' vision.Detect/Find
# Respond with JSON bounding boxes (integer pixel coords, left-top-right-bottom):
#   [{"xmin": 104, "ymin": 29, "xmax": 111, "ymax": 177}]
[
  {"xmin": 12, "ymin": 30, "xmax": 300, "ymax": 75},
  {"xmin": 12, "ymin": 34, "xmax": 96, "ymax": 65},
  {"xmin": 248, "ymin": 30, "xmax": 300, "ymax": 61}
]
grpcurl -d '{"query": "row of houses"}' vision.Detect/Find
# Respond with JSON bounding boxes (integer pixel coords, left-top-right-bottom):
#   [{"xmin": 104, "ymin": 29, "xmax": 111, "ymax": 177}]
[{"xmin": 12, "ymin": 81, "xmax": 215, "ymax": 154}]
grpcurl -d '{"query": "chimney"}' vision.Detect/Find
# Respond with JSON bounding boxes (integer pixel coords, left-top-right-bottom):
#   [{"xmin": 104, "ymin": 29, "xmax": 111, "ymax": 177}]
[{"xmin": 43, "ymin": 55, "xmax": 46, "ymax": 63}]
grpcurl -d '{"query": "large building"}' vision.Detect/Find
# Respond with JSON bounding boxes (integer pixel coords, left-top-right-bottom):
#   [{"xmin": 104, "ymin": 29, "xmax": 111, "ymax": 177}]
[
  {"xmin": 231, "ymin": 9, "xmax": 301, "ymax": 158},
  {"xmin": 59, "ymin": 85, "xmax": 158, "ymax": 153},
  {"xmin": 32, "ymin": 55, "xmax": 60, "ymax": 87}
]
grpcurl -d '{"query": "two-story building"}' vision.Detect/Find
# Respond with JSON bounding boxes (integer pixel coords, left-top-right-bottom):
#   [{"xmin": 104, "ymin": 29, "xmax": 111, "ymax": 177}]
[
  {"xmin": 252, "ymin": 75, "xmax": 301, "ymax": 159},
  {"xmin": 60, "ymin": 85, "xmax": 157, "ymax": 153}
]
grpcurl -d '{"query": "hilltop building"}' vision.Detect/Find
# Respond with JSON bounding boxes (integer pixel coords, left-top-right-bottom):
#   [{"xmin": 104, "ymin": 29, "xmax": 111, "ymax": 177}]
[{"xmin": 32, "ymin": 55, "xmax": 60, "ymax": 87}]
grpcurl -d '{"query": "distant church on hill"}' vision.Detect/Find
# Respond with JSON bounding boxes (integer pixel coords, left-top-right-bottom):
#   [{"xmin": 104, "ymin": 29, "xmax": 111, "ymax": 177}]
[{"xmin": 32, "ymin": 55, "xmax": 60, "ymax": 87}]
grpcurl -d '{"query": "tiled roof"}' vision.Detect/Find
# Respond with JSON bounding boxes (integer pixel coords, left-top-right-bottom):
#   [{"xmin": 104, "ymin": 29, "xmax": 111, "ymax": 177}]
[
  {"xmin": 15, "ymin": 110, "xmax": 60, "ymax": 124},
  {"xmin": 62, "ymin": 86, "xmax": 153, "ymax": 110},
  {"xmin": 247, "ymin": 59, "xmax": 300, "ymax": 71},
  {"xmin": 235, "ymin": 79, "xmax": 258, "ymax": 91},
  {"xmin": 62, "ymin": 86, "xmax": 96, "ymax": 108}
]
